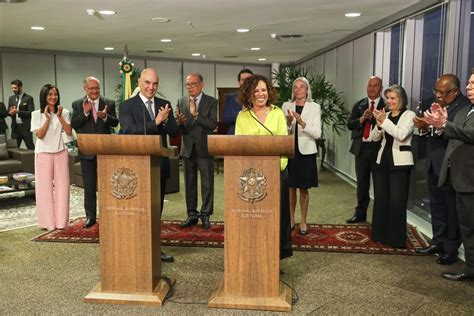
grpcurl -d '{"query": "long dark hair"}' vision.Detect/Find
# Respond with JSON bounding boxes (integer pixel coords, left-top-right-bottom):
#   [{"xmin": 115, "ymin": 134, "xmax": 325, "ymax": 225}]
[
  {"xmin": 238, "ymin": 74, "xmax": 278, "ymax": 109},
  {"xmin": 39, "ymin": 84, "xmax": 60, "ymax": 113}
]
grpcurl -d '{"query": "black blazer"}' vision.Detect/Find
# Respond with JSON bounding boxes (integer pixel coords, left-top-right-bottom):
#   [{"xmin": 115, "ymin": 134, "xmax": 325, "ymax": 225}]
[
  {"xmin": 177, "ymin": 93, "xmax": 218, "ymax": 158},
  {"xmin": 71, "ymin": 96, "xmax": 119, "ymax": 160},
  {"xmin": 439, "ymin": 104, "xmax": 474, "ymax": 192},
  {"xmin": 347, "ymin": 97, "xmax": 385, "ymax": 156},
  {"xmin": 8, "ymin": 93, "xmax": 34, "ymax": 132},
  {"xmin": 421, "ymin": 94, "xmax": 470, "ymax": 175},
  {"xmin": 119, "ymin": 94, "xmax": 179, "ymax": 178},
  {"xmin": 0, "ymin": 102, "xmax": 7, "ymax": 133}
]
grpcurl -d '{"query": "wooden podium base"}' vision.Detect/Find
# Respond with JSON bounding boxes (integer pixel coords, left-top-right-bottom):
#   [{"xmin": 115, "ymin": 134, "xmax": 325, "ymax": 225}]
[
  {"xmin": 208, "ymin": 280, "xmax": 292, "ymax": 312},
  {"xmin": 83, "ymin": 278, "xmax": 176, "ymax": 307}
]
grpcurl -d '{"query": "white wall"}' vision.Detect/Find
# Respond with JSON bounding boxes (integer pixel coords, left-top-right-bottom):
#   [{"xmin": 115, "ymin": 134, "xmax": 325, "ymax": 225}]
[{"xmin": 297, "ymin": 33, "xmax": 375, "ymax": 180}]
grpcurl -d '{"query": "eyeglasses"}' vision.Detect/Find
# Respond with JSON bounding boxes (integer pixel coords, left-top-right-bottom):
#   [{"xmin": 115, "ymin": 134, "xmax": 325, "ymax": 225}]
[
  {"xmin": 185, "ymin": 81, "xmax": 201, "ymax": 88},
  {"xmin": 432, "ymin": 88, "xmax": 455, "ymax": 97}
]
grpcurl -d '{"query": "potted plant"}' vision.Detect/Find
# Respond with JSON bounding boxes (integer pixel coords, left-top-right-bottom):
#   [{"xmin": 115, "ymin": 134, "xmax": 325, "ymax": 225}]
[{"xmin": 272, "ymin": 63, "xmax": 350, "ymax": 168}]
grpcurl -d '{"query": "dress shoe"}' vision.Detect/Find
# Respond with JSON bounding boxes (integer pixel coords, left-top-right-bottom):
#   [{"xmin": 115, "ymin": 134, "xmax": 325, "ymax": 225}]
[
  {"xmin": 83, "ymin": 218, "xmax": 96, "ymax": 228},
  {"xmin": 437, "ymin": 252, "xmax": 458, "ymax": 265},
  {"xmin": 346, "ymin": 215, "xmax": 366, "ymax": 224},
  {"xmin": 415, "ymin": 244, "xmax": 443, "ymax": 255},
  {"xmin": 201, "ymin": 216, "xmax": 211, "ymax": 229},
  {"xmin": 180, "ymin": 216, "xmax": 198, "ymax": 228},
  {"xmin": 442, "ymin": 271, "xmax": 474, "ymax": 281},
  {"xmin": 161, "ymin": 251, "xmax": 174, "ymax": 262}
]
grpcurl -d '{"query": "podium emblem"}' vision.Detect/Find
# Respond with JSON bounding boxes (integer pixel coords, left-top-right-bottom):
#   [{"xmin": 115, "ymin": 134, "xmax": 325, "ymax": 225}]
[
  {"xmin": 111, "ymin": 167, "xmax": 138, "ymax": 199},
  {"xmin": 238, "ymin": 168, "xmax": 267, "ymax": 203}
]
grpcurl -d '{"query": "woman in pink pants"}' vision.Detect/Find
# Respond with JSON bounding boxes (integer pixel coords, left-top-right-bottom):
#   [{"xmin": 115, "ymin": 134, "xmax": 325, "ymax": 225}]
[{"xmin": 30, "ymin": 84, "xmax": 72, "ymax": 230}]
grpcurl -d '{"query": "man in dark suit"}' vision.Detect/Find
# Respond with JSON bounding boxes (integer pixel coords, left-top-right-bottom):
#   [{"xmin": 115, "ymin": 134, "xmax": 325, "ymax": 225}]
[
  {"xmin": 8, "ymin": 79, "xmax": 35, "ymax": 149},
  {"xmin": 346, "ymin": 76, "xmax": 385, "ymax": 223},
  {"xmin": 0, "ymin": 102, "xmax": 7, "ymax": 137},
  {"xmin": 222, "ymin": 68, "xmax": 253, "ymax": 134},
  {"xmin": 414, "ymin": 74, "xmax": 469, "ymax": 264},
  {"xmin": 425, "ymin": 70, "xmax": 474, "ymax": 282},
  {"xmin": 120, "ymin": 68, "xmax": 179, "ymax": 262},
  {"xmin": 176, "ymin": 73, "xmax": 217, "ymax": 229},
  {"xmin": 71, "ymin": 76, "xmax": 119, "ymax": 228}
]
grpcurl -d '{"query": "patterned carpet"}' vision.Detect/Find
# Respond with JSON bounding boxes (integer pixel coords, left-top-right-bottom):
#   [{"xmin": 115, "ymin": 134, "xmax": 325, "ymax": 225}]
[
  {"xmin": 32, "ymin": 218, "xmax": 428, "ymax": 255},
  {"xmin": 0, "ymin": 186, "xmax": 85, "ymax": 232}
]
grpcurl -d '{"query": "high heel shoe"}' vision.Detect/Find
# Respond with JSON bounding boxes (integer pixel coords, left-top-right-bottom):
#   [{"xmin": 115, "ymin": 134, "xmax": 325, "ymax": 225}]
[{"xmin": 299, "ymin": 224, "xmax": 308, "ymax": 235}]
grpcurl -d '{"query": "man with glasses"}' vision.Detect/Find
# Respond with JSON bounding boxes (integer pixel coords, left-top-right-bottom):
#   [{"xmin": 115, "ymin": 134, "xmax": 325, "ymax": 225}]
[
  {"xmin": 413, "ymin": 74, "xmax": 469, "ymax": 265},
  {"xmin": 176, "ymin": 73, "xmax": 217, "ymax": 229},
  {"xmin": 71, "ymin": 76, "xmax": 119, "ymax": 228},
  {"xmin": 424, "ymin": 70, "xmax": 474, "ymax": 281}
]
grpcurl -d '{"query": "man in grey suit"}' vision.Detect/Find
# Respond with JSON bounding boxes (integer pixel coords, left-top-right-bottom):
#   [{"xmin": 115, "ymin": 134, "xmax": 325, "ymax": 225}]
[
  {"xmin": 425, "ymin": 70, "xmax": 474, "ymax": 282},
  {"xmin": 176, "ymin": 73, "xmax": 217, "ymax": 229},
  {"xmin": 71, "ymin": 76, "xmax": 119, "ymax": 228},
  {"xmin": 8, "ymin": 79, "xmax": 35, "ymax": 149}
]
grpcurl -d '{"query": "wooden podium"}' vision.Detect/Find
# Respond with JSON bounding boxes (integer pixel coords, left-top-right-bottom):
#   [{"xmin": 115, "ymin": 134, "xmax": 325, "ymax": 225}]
[
  {"xmin": 207, "ymin": 135, "xmax": 294, "ymax": 312},
  {"xmin": 78, "ymin": 134, "xmax": 178, "ymax": 307}
]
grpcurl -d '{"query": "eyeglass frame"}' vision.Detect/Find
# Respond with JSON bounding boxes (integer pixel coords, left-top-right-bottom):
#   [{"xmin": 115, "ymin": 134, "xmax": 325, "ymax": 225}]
[
  {"xmin": 185, "ymin": 81, "xmax": 202, "ymax": 88},
  {"xmin": 432, "ymin": 88, "xmax": 456, "ymax": 97}
]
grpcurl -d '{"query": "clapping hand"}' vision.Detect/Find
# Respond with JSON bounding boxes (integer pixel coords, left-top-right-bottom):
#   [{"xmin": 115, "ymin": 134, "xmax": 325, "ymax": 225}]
[
  {"xmin": 291, "ymin": 110, "xmax": 305, "ymax": 127},
  {"xmin": 413, "ymin": 116, "xmax": 429, "ymax": 130},
  {"xmin": 83, "ymin": 98, "xmax": 93, "ymax": 113},
  {"xmin": 424, "ymin": 103, "xmax": 447, "ymax": 128},
  {"xmin": 56, "ymin": 105, "xmax": 63, "ymax": 117},
  {"xmin": 97, "ymin": 105, "xmax": 108, "ymax": 119},
  {"xmin": 286, "ymin": 110, "xmax": 293, "ymax": 127},
  {"xmin": 175, "ymin": 107, "xmax": 186, "ymax": 125},
  {"xmin": 372, "ymin": 108, "xmax": 386, "ymax": 127},
  {"xmin": 8, "ymin": 106, "xmax": 17, "ymax": 115},
  {"xmin": 156, "ymin": 104, "xmax": 171, "ymax": 125},
  {"xmin": 43, "ymin": 105, "xmax": 51, "ymax": 120}
]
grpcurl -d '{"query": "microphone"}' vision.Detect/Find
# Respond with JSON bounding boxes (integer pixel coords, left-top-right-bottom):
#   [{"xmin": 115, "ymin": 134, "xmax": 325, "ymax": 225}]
[{"xmin": 142, "ymin": 105, "xmax": 147, "ymax": 136}]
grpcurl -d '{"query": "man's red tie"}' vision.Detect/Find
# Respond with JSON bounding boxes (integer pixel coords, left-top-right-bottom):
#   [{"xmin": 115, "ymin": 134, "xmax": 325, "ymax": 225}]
[{"xmin": 363, "ymin": 100, "xmax": 375, "ymax": 139}]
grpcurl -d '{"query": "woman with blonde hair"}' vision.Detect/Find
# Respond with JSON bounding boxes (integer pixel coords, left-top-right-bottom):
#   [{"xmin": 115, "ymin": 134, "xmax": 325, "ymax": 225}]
[{"xmin": 282, "ymin": 77, "xmax": 321, "ymax": 235}]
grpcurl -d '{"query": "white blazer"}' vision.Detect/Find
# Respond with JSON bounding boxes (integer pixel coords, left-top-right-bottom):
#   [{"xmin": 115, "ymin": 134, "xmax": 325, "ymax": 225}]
[
  {"xmin": 370, "ymin": 109, "xmax": 416, "ymax": 166},
  {"xmin": 282, "ymin": 101, "xmax": 321, "ymax": 155}
]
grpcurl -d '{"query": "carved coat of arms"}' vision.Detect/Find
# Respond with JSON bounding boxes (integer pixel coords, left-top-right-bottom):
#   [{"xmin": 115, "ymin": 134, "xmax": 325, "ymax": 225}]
[
  {"xmin": 111, "ymin": 168, "xmax": 138, "ymax": 199},
  {"xmin": 238, "ymin": 168, "xmax": 267, "ymax": 203}
]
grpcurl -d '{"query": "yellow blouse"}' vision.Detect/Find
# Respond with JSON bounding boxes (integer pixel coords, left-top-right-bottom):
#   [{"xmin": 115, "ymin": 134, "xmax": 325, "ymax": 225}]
[{"xmin": 235, "ymin": 105, "xmax": 288, "ymax": 170}]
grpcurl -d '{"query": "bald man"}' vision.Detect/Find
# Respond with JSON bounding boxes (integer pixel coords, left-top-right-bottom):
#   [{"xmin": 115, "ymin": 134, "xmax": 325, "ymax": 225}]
[
  {"xmin": 346, "ymin": 76, "xmax": 385, "ymax": 223},
  {"xmin": 119, "ymin": 68, "xmax": 179, "ymax": 262},
  {"xmin": 72, "ymin": 76, "xmax": 118, "ymax": 228},
  {"xmin": 413, "ymin": 74, "xmax": 470, "ymax": 264}
]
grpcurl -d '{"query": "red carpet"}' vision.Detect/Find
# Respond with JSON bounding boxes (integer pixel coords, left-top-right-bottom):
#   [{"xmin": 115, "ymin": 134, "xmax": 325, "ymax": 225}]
[{"xmin": 32, "ymin": 218, "xmax": 428, "ymax": 255}]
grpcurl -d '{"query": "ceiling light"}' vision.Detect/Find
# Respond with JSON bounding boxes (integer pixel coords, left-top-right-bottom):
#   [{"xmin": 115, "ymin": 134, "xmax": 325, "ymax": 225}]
[
  {"xmin": 160, "ymin": 39, "xmax": 172, "ymax": 43},
  {"xmin": 471, "ymin": 11, "xmax": 474, "ymax": 14},
  {"xmin": 104, "ymin": 47, "xmax": 114, "ymax": 51},
  {"xmin": 151, "ymin": 17, "xmax": 171, "ymax": 23},
  {"xmin": 192, "ymin": 53, "xmax": 201, "ymax": 57},
  {"xmin": 236, "ymin": 28, "xmax": 250, "ymax": 33},
  {"xmin": 345, "ymin": 12, "xmax": 361, "ymax": 17},
  {"xmin": 31, "ymin": 26, "xmax": 45, "ymax": 31},
  {"xmin": 86, "ymin": 9, "xmax": 95, "ymax": 16},
  {"xmin": 251, "ymin": 47, "xmax": 260, "ymax": 51},
  {"xmin": 98, "ymin": 10, "xmax": 116, "ymax": 15},
  {"xmin": 258, "ymin": 58, "xmax": 267, "ymax": 61}
]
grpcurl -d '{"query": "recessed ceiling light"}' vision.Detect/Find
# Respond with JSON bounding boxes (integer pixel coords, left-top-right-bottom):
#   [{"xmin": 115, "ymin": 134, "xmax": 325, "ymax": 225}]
[
  {"xmin": 31, "ymin": 26, "xmax": 45, "ymax": 31},
  {"xmin": 251, "ymin": 47, "xmax": 260, "ymax": 51},
  {"xmin": 151, "ymin": 17, "xmax": 171, "ymax": 23},
  {"xmin": 258, "ymin": 58, "xmax": 267, "ymax": 61},
  {"xmin": 99, "ymin": 10, "xmax": 116, "ymax": 15},
  {"xmin": 345, "ymin": 12, "xmax": 361, "ymax": 17},
  {"xmin": 236, "ymin": 28, "xmax": 250, "ymax": 33},
  {"xmin": 160, "ymin": 39, "xmax": 172, "ymax": 43},
  {"xmin": 192, "ymin": 53, "xmax": 201, "ymax": 57},
  {"xmin": 104, "ymin": 47, "xmax": 114, "ymax": 51}
]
